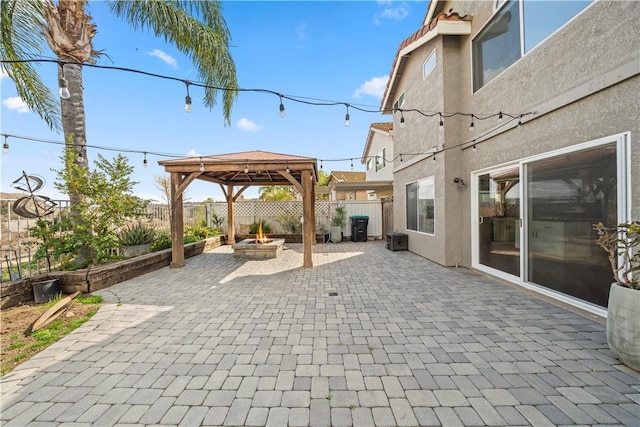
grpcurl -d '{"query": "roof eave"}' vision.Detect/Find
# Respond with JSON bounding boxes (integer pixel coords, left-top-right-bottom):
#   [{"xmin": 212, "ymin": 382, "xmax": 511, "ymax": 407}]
[{"xmin": 381, "ymin": 19, "xmax": 472, "ymax": 112}]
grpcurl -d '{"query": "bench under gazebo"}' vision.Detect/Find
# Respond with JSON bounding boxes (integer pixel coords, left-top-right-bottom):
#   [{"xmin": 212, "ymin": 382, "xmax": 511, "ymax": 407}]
[{"xmin": 158, "ymin": 150, "xmax": 318, "ymax": 268}]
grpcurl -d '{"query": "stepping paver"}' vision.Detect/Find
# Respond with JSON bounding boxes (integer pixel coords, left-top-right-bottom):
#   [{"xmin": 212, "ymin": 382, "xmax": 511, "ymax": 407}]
[{"xmin": 1, "ymin": 242, "xmax": 638, "ymax": 426}]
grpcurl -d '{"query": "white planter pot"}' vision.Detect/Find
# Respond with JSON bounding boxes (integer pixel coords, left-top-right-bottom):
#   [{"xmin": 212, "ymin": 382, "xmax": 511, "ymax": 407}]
[
  {"xmin": 330, "ymin": 226, "xmax": 343, "ymax": 243},
  {"xmin": 607, "ymin": 284, "xmax": 640, "ymax": 371},
  {"xmin": 123, "ymin": 243, "xmax": 151, "ymax": 257}
]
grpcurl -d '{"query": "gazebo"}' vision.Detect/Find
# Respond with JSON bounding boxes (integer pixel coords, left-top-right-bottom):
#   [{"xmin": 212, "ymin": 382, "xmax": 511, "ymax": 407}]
[{"xmin": 158, "ymin": 150, "xmax": 318, "ymax": 268}]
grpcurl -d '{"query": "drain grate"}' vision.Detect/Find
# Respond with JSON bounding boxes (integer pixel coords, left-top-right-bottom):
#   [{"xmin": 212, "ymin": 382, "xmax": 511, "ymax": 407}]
[{"xmin": 328, "ymin": 292, "xmax": 338, "ymax": 296}]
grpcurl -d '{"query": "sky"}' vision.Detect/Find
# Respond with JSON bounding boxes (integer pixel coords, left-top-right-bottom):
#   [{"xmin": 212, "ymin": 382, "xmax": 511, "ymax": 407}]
[{"xmin": 1, "ymin": 0, "xmax": 428, "ymax": 202}]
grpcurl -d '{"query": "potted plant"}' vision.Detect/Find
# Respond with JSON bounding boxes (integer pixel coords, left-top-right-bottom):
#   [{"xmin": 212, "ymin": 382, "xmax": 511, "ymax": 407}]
[
  {"xmin": 593, "ymin": 221, "xmax": 640, "ymax": 371},
  {"xmin": 118, "ymin": 223, "xmax": 157, "ymax": 257},
  {"xmin": 331, "ymin": 206, "xmax": 347, "ymax": 243}
]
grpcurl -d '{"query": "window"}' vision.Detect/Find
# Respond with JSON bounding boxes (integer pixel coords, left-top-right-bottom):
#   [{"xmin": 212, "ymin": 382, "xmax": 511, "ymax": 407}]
[
  {"xmin": 472, "ymin": 0, "xmax": 521, "ymax": 92},
  {"xmin": 366, "ymin": 159, "xmax": 373, "ymax": 170},
  {"xmin": 473, "ymin": 0, "xmax": 592, "ymax": 92},
  {"xmin": 423, "ymin": 51, "xmax": 436, "ymax": 80},
  {"xmin": 406, "ymin": 177, "xmax": 435, "ymax": 234},
  {"xmin": 393, "ymin": 93, "xmax": 404, "ymax": 112},
  {"xmin": 376, "ymin": 148, "xmax": 386, "ymax": 172}
]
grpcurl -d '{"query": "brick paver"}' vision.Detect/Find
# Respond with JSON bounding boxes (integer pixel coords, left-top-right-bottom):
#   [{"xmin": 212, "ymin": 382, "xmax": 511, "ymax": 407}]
[{"xmin": 1, "ymin": 242, "xmax": 639, "ymax": 426}]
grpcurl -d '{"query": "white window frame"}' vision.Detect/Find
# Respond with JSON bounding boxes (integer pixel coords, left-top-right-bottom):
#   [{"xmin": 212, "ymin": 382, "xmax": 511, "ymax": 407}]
[
  {"xmin": 470, "ymin": 132, "xmax": 629, "ymax": 317},
  {"xmin": 423, "ymin": 51, "xmax": 436, "ymax": 80},
  {"xmin": 393, "ymin": 92, "xmax": 405, "ymax": 112},
  {"xmin": 472, "ymin": 0, "xmax": 594, "ymax": 93},
  {"xmin": 406, "ymin": 176, "xmax": 435, "ymax": 235},
  {"xmin": 376, "ymin": 148, "xmax": 386, "ymax": 172}
]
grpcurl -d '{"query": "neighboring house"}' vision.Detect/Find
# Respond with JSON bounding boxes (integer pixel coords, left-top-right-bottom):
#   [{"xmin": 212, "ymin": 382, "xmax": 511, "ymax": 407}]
[
  {"xmin": 327, "ymin": 171, "xmax": 368, "ymax": 201},
  {"xmin": 360, "ymin": 122, "xmax": 394, "ymax": 200},
  {"xmin": 381, "ymin": 0, "xmax": 639, "ymax": 315}
]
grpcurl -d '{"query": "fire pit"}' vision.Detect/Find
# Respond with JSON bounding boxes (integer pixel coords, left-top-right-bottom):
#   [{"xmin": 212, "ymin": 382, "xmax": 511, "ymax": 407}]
[
  {"xmin": 233, "ymin": 238, "xmax": 285, "ymax": 260},
  {"xmin": 232, "ymin": 221, "xmax": 285, "ymax": 259}
]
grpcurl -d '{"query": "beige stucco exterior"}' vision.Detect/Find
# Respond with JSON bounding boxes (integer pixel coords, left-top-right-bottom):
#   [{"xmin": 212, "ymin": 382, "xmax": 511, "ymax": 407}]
[{"xmin": 385, "ymin": 0, "xmax": 639, "ymax": 309}]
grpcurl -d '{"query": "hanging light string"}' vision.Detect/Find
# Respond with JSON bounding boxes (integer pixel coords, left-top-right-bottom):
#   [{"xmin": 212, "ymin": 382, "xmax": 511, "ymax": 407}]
[
  {"xmin": 1, "ymin": 58, "xmax": 531, "ymax": 122},
  {"xmin": 1, "ymin": 114, "xmax": 523, "ymax": 168}
]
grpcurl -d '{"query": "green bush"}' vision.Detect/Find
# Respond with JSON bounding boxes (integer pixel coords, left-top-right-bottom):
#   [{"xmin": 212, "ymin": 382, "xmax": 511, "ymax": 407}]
[
  {"xmin": 249, "ymin": 220, "xmax": 272, "ymax": 234},
  {"xmin": 185, "ymin": 223, "xmax": 220, "ymax": 240},
  {"xmin": 150, "ymin": 232, "xmax": 172, "ymax": 252},
  {"xmin": 118, "ymin": 223, "xmax": 156, "ymax": 246}
]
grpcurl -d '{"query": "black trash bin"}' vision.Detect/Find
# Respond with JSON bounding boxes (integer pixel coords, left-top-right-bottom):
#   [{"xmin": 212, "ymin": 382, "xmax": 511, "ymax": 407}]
[
  {"xmin": 350, "ymin": 215, "xmax": 369, "ymax": 242},
  {"xmin": 386, "ymin": 232, "xmax": 408, "ymax": 251}
]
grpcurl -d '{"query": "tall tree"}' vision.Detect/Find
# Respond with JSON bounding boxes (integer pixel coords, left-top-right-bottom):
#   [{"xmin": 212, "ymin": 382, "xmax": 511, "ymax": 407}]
[
  {"xmin": 1, "ymin": 0, "xmax": 237, "ymax": 208},
  {"xmin": 258, "ymin": 186, "xmax": 296, "ymax": 202}
]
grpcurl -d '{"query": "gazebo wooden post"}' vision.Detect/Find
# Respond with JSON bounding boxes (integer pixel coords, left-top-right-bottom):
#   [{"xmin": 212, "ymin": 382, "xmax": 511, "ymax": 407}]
[
  {"xmin": 170, "ymin": 172, "xmax": 185, "ymax": 268},
  {"xmin": 226, "ymin": 184, "xmax": 235, "ymax": 244},
  {"xmin": 310, "ymin": 175, "xmax": 316, "ymax": 243},
  {"xmin": 302, "ymin": 170, "xmax": 314, "ymax": 268}
]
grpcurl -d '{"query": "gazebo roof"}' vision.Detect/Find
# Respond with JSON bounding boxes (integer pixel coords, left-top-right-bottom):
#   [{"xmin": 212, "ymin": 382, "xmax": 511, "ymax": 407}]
[{"xmin": 158, "ymin": 150, "xmax": 318, "ymax": 187}]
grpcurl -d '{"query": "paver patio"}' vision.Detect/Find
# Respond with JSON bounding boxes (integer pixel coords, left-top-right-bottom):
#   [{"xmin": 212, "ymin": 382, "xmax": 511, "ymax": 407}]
[{"xmin": 1, "ymin": 242, "xmax": 639, "ymax": 426}]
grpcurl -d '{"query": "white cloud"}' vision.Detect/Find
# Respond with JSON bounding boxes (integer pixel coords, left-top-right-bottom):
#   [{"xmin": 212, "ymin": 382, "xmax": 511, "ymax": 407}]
[
  {"xmin": 147, "ymin": 49, "xmax": 178, "ymax": 69},
  {"xmin": 237, "ymin": 117, "xmax": 260, "ymax": 132},
  {"xmin": 373, "ymin": 2, "xmax": 410, "ymax": 25},
  {"xmin": 186, "ymin": 148, "xmax": 201, "ymax": 157},
  {"xmin": 0, "ymin": 69, "xmax": 8, "ymax": 80},
  {"xmin": 3, "ymin": 96, "xmax": 30, "ymax": 113},
  {"xmin": 296, "ymin": 23, "xmax": 307, "ymax": 40},
  {"xmin": 353, "ymin": 75, "xmax": 389, "ymax": 99}
]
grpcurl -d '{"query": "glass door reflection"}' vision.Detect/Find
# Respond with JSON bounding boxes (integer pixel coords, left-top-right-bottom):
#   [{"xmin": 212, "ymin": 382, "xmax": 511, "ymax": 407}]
[{"xmin": 478, "ymin": 167, "xmax": 520, "ymax": 276}]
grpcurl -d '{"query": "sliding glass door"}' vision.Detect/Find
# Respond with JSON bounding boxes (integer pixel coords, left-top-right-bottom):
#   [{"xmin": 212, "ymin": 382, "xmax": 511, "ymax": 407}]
[
  {"xmin": 474, "ymin": 134, "xmax": 627, "ymax": 308},
  {"xmin": 478, "ymin": 166, "xmax": 520, "ymax": 277},
  {"xmin": 524, "ymin": 143, "xmax": 617, "ymax": 307}
]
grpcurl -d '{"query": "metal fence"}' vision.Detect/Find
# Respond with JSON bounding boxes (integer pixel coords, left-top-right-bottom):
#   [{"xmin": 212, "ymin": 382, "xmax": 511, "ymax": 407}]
[{"xmin": 1, "ymin": 199, "xmax": 382, "ymax": 281}]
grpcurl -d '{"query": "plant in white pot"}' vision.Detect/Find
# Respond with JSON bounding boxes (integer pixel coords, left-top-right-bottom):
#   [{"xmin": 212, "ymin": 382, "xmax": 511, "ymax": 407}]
[
  {"xmin": 593, "ymin": 221, "xmax": 640, "ymax": 371},
  {"xmin": 331, "ymin": 206, "xmax": 347, "ymax": 243}
]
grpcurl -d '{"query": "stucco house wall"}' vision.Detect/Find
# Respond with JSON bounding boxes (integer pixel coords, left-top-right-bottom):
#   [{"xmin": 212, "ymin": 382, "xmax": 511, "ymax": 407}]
[
  {"xmin": 364, "ymin": 130, "xmax": 394, "ymax": 182},
  {"xmin": 386, "ymin": 0, "xmax": 639, "ymax": 310}
]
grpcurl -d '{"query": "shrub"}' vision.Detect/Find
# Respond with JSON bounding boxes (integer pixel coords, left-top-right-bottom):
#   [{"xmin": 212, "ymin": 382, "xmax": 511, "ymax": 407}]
[
  {"xmin": 276, "ymin": 212, "xmax": 302, "ymax": 234},
  {"xmin": 150, "ymin": 232, "xmax": 172, "ymax": 252},
  {"xmin": 118, "ymin": 223, "xmax": 156, "ymax": 247},
  {"xmin": 185, "ymin": 223, "xmax": 220, "ymax": 240},
  {"xmin": 332, "ymin": 206, "xmax": 347, "ymax": 228},
  {"xmin": 249, "ymin": 220, "xmax": 272, "ymax": 234}
]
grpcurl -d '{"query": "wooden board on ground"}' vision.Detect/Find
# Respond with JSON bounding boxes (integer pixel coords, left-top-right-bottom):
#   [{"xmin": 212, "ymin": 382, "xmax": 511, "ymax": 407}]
[{"xmin": 27, "ymin": 291, "xmax": 81, "ymax": 334}]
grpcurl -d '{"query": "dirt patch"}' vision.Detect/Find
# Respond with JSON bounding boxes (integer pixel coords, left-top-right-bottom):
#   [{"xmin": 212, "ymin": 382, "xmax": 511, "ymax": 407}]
[{"xmin": 1, "ymin": 299, "xmax": 100, "ymax": 375}]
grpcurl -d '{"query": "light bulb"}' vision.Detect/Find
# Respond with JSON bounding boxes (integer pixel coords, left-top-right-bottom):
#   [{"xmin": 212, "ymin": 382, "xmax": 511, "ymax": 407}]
[
  {"xmin": 285, "ymin": 166, "xmax": 290, "ymax": 174},
  {"xmin": 244, "ymin": 165, "xmax": 249, "ymax": 174},
  {"xmin": 400, "ymin": 115, "xmax": 406, "ymax": 128},
  {"xmin": 498, "ymin": 111, "xmax": 503, "ymax": 121},
  {"xmin": 143, "ymin": 153, "xmax": 148, "ymax": 168},
  {"xmin": 58, "ymin": 77, "xmax": 70, "ymax": 99},
  {"xmin": 344, "ymin": 113, "xmax": 350, "ymax": 127},
  {"xmin": 2, "ymin": 141, "xmax": 8, "ymax": 153},
  {"xmin": 468, "ymin": 119, "xmax": 475, "ymax": 132},
  {"xmin": 185, "ymin": 95, "xmax": 192, "ymax": 113},
  {"xmin": 77, "ymin": 152, "xmax": 85, "ymax": 163},
  {"xmin": 279, "ymin": 102, "xmax": 285, "ymax": 118},
  {"xmin": 199, "ymin": 158, "xmax": 205, "ymax": 172}
]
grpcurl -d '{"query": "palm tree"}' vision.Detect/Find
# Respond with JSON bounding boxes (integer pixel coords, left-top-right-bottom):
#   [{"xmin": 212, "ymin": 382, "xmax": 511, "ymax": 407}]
[
  {"xmin": 259, "ymin": 186, "xmax": 297, "ymax": 202},
  {"xmin": 1, "ymin": 0, "xmax": 237, "ymax": 208}
]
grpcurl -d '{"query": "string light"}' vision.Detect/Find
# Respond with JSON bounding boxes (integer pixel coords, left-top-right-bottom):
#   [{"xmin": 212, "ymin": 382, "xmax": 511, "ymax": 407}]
[
  {"xmin": 439, "ymin": 113, "xmax": 444, "ymax": 129},
  {"xmin": 199, "ymin": 157, "xmax": 204, "ymax": 172},
  {"xmin": 344, "ymin": 104, "xmax": 350, "ymax": 127},
  {"xmin": 77, "ymin": 149, "xmax": 85, "ymax": 163},
  {"xmin": 184, "ymin": 82, "xmax": 192, "ymax": 113},
  {"xmin": 285, "ymin": 163, "xmax": 290, "ymax": 174},
  {"xmin": 279, "ymin": 95, "xmax": 286, "ymax": 118},
  {"xmin": 244, "ymin": 164, "xmax": 249, "ymax": 174},
  {"xmin": 400, "ymin": 111, "xmax": 406, "ymax": 128},
  {"xmin": 517, "ymin": 115, "xmax": 523, "ymax": 126},
  {"xmin": 320, "ymin": 160, "xmax": 323, "ymax": 169},
  {"xmin": 350, "ymin": 159, "xmax": 353, "ymax": 170},
  {"xmin": 468, "ymin": 115, "xmax": 475, "ymax": 132},
  {"xmin": 472, "ymin": 142, "xmax": 476, "ymax": 151},
  {"xmin": 498, "ymin": 111, "xmax": 503, "ymax": 121},
  {"xmin": 58, "ymin": 64, "xmax": 70, "ymax": 100},
  {"xmin": 2, "ymin": 135, "xmax": 8, "ymax": 153},
  {"xmin": 143, "ymin": 152, "xmax": 148, "ymax": 168},
  {"xmin": 400, "ymin": 154, "xmax": 403, "ymax": 162}
]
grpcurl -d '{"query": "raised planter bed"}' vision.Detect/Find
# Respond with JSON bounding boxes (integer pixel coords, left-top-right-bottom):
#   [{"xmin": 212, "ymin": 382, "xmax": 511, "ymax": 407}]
[
  {"xmin": 1, "ymin": 236, "xmax": 225, "ymax": 309},
  {"xmin": 236, "ymin": 233, "xmax": 330, "ymax": 244}
]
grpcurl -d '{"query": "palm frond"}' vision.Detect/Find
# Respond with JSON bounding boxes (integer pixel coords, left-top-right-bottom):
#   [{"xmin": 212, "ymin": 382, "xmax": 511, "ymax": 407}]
[
  {"xmin": 108, "ymin": 0, "xmax": 238, "ymax": 125},
  {"xmin": 1, "ymin": 0, "xmax": 61, "ymax": 131}
]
